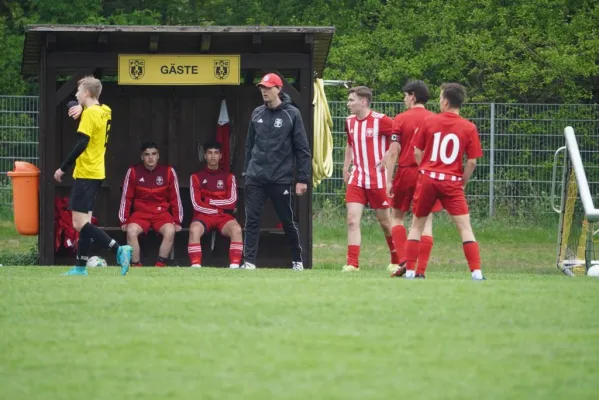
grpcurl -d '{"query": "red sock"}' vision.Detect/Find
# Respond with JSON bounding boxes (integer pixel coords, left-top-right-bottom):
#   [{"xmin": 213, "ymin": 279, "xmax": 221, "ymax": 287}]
[
  {"xmin": 463, "ymin": 241, "xmax": 481, "ymax": 272},
  {"xmin": 391, "ymin": 225, "xmax": 407, "ymax": 263},
  {"xmin": 229, "ymin": 241, "xmax": 243, "ymax": 265},
  {"xmin": 385, "ymin": 235, "xmax": 399, "ymax": 264},
  {"xmin": 188, "ymin": 243, "xmax": 202, "ymax": 265},
  {"xmin": 404, "ymin": 239, "xmax": 420, "ymax": 271},
  {"xmin": 347, "ymin": 245, "xmax": 360, "ymax": 267},
  {"xmin": 416, "ymin": 235, "xmax": 434, "ymax": 275}
]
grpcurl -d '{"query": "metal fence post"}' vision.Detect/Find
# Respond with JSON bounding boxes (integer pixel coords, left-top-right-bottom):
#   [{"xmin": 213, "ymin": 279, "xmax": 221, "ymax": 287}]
[{"xmin": 489, "ymin": 102, "xmax": 495, "ymax": 217}]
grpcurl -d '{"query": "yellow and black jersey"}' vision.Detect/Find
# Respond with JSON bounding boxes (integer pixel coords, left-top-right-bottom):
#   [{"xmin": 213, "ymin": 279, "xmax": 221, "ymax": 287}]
[{"xmin": 73, "ymin": 104, "xmax": 112, "ymax": 179}]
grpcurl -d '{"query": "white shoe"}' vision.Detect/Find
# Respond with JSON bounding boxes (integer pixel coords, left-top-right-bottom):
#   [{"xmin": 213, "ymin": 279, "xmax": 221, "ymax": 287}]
[
  {"xmin": 242, "ymin": 262, "xmax": 256, "ymax": 270},
  {"xmin": 292, "ymin": 262, "xmax": 304, "ymax": 271},
  {"xmin": 229, "ymin": 263, "xmax": 240, "ymax": 269},
  {"xmin": 191, "ymin": 264, "xmax": 202, "ymax": 268}
]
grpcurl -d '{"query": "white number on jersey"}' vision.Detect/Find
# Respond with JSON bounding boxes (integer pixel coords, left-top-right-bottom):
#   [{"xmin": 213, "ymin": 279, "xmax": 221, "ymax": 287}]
[{"xmin": 430, "ymin": 132, "xmax": 460, "ymax": 164}]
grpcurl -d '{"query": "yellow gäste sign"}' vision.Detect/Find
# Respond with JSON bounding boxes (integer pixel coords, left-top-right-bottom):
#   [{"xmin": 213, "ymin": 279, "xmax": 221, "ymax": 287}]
[{"xmin": 118, "ymin": 54, "xmax": 240, "ymax": 85}]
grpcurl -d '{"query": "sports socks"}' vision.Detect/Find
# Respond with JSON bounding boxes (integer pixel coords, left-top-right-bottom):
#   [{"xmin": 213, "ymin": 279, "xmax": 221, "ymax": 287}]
[
  {"xmin": 416, "ymin": 235, "xmax": 434, "ymax": 275},
  {"xmin": 188, "ymin": 244, "xmax": 202, "ymax": 265},
  {"xmin": 347, "ymin": 245, "xmax": 360, "ymax": 267},
  {"xmin": 385, "ymin": 235, "xmax": 399, "ymax": 264},
  {"xmin": 391, "ymin": 225, "xmax": 407, "ymax": 262},
  {"xmin": 229, "ymin": 242, "xmax": 243, "ymax": 265},
  {"xmin": 80, "ymin": 222, "xmax": 120, "ymax": 253},
  {"xmin": 463, "ymin": 241, "xmax": 481, "ymax": 272}
]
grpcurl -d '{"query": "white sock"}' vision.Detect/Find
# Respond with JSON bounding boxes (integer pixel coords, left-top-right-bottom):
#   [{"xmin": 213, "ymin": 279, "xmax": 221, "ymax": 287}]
[
  {"xmin": 406, "ymin": 270, "xmax": 416, "ymax": 278},
  {"xmin": 471, "ymin": 270, "xmax": 483, "ymax": 279}
]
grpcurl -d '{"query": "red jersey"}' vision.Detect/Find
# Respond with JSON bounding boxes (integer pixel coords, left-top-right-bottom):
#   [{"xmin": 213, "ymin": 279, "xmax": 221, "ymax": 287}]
[
  {"xmin": 413, "ymin": 112, "xmax": 483, "ymax": 180},
  {"xmin": 346, "ymin": 111, "xmax": 396, "ymax": 189},
  {"xmin": 119, "ymin": 164, "xmax": 183, "ymax": 224},
  {"xmin": 190, "ymin": 167, "xmax": 237, "ymax": 216},
  {"xmin": 393, "ymin": 107, "xmax": 435, "ymax": 167}
]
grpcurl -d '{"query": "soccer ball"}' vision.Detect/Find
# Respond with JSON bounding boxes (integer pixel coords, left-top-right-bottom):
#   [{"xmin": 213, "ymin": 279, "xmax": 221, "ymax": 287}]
[
  {"xmin": 86, "ymin": 256, "xmax": 107, "ymax": 267},
  {"xmin": 587, "ymin": 265, "xmax": 599, "ymax": 277}
]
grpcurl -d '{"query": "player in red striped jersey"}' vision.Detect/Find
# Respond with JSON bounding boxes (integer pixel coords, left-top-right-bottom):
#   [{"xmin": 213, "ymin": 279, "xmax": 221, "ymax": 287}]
[
  {"xmin": 381, "ymin": 80, "xmax": 442, "ymax": 278},
  {"xmin": 342, "ymin": 86, "xmax": 399, "ymax": 272},
  {"xmin": 188, "ymin": 141, "xmax": 243, "ymax": 269},
  {"xmin": 400, "ymin": 83, "xmax": 485, "ymax": 280},
  {"xmin": 119, "ymin": 142, "xmax": 183, "ymax": 267}
]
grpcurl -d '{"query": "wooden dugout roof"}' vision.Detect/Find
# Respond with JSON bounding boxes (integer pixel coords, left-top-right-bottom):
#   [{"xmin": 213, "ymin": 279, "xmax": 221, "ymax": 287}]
[{"xmin": 21, "ymin": 24, "xmax": 336, "ymax": 78}]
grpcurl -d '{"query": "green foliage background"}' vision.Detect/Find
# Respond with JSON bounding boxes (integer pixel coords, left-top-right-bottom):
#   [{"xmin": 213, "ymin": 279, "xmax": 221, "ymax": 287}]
[{"xmin": 1, "ymin": 0, "xmax": 598, "ymax": 102}]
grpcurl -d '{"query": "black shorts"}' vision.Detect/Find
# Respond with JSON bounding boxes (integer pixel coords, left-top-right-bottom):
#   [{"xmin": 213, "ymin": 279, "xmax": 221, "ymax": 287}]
[{"xmin": 68, "ymin": 178, "xmax": 103, "ymax": 213}]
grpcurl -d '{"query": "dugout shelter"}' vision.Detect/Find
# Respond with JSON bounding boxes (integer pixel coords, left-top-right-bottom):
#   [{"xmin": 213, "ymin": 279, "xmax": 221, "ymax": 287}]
[{"xmin": 21, "ymin": 24, "xmax": 335, "ymax": 268}]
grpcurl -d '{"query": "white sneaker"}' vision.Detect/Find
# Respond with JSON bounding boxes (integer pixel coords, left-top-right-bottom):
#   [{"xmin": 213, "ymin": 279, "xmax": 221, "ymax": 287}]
[
  {"xmin": 229, "ymin": 263, "xmax": 240, "ymax": 269},
  {"xmin": 292, "ymin": 262, "xmax": 303, "ymax": 271},
  {"xmin": 191, "ymin": 264, "xmax": 202, "ymax": 268},
  {"xmin": 242, "ymin": 262, "xmax": 256, "ymax": 270}
]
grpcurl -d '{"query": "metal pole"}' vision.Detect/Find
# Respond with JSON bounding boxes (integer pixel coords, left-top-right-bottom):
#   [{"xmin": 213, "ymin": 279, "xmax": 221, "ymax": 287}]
[{"xmin": 489, "ymin": 103, "xmax": 495, "ymax": 217}]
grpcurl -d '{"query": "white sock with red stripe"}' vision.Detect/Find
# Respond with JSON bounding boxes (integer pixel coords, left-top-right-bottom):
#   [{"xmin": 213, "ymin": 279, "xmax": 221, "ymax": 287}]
[
  {"xmin": 188, "ymin": 243, "xmax": 202, "ymax": 265},
  {"xmin": 229, "ymin": 242, "xmax": 243, "ymax": 265}
]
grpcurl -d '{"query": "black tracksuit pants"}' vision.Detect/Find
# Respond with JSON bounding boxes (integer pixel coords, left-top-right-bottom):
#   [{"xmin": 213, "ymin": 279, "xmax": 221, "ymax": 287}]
[{"xmin": 243, "ymin": 181, "xmax": 302, "ymax": 264}]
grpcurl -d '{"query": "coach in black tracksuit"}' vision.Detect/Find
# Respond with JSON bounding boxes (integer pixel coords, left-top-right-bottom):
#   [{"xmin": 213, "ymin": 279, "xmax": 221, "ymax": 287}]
[{"xmin": 242, "ymin": 73, "xmax": 312, "ymax": 270}]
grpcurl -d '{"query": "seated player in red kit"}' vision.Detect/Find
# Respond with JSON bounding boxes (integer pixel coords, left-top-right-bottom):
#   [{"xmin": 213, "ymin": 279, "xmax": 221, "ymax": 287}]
[
  {"xmin": 188, "ymin": 141, "xmax": 243, "ymax": 268},
  {"xmin": 119, "ymin": 141, "xmax": 183, "ymax": 267}
]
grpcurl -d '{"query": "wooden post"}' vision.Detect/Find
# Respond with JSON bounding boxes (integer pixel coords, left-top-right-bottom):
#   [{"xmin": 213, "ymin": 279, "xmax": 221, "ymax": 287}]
[{"xmin": 39, "ymin": 50, "xmax": 57, "ymax": 265}]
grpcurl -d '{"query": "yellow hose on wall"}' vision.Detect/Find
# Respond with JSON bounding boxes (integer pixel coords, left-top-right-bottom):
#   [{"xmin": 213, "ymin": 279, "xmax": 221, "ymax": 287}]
[{"xmin": 312, "ymin": 78, "xmax": 334, "ymax": 188}]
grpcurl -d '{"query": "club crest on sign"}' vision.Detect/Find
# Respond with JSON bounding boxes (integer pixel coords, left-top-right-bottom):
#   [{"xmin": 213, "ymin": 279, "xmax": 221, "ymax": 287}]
[
  {"xmin": 156, "ymin": 176, "xmax": 164, "ymax": 186},
  {"xmin": 217, "ymin": 180, "xmax": 224, "ymax": 189},
  {"xmin": 129, "ymin": 59, "xmax": 145, "ymax": 80},
  {"xmin": 274, "ymin": 118, "xmax": 283, "ymax": 128},
  {"xmin": 214, "ymin": 60, "xmax": 230, "ymax": 80}
]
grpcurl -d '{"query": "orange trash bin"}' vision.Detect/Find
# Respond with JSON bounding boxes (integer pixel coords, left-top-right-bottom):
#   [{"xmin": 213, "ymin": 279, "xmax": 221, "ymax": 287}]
[{"xmin": 7, "ymin": 161, "xmax": 40, "ymax": 235}]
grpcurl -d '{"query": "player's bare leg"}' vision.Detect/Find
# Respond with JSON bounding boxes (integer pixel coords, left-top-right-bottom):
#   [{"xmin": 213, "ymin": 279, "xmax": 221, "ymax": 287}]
[
  {"xmin": 451, "ymin": 213, "xmax": 484, "ymax": 280},
  {"xmin": 156, "ymin": 223, "xmax": 176, "ymax": 267},
  {"xmin": 415, "ymin": 213, "xmax": 435, "ymax": 278},
  {"xmin": 221, "ymin": 220, "xmax": 243, "ymax": 269},
  {"xmin": 344, "ymin": 202, "xmax": 364, "ymax": 271},
  {"xmin": 375, "ymin": 208, "xmax": 398, "ymax": 271},
  {"xmin": 188, "ymin": 221, "xmax": 205, "ymax": 268},
  {"xmin": 126, "ymin": 223, "xmax": 144, "ymax": 265}
]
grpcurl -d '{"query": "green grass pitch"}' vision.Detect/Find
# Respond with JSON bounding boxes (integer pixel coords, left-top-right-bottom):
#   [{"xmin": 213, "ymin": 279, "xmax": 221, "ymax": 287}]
[{"xmin": 1, "ymin": 217, "xmax": 599, "ymax": 399}]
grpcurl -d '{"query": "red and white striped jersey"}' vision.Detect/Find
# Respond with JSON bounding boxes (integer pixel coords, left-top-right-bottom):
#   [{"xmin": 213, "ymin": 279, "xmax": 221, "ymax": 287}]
[
  {"xmin": 345, "ymin": 111, "xmax": 396, "ymax": 189},
  {"xmin": 190, "ymin": 167, "xmax": 237, "ymax": 216}
]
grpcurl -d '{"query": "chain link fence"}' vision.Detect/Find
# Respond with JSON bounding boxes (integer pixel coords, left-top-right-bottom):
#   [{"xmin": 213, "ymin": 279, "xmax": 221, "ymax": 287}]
[
  {"xmin": 1, "ymin": 96, "xmax": 597, "ymax": 218},
  {"xmin": 0, "ymin": 96, "xmax": 39, "ymax": 209}
]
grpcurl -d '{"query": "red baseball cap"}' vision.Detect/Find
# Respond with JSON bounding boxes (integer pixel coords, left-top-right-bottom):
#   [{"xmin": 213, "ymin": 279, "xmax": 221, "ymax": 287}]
[{"xmin": 257, "ymin": 73, "xmax": 283, "ymax": 88}]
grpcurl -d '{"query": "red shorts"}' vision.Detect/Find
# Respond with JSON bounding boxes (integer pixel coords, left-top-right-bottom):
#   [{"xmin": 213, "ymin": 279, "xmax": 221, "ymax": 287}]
[
  {"xmin": 392, "ymin": 167, "xmax": 442, "ymax": 213},
  {"xmin": 193, "ymin": 213, "xmax": 236, "ymax": 234},
  {"xmin": 412, "ymin": 174, "xmax": 469, "ymax": 217},
  {"xmin": 128, "ymin": 211, "xmax": 175, "ymax": 234},
  {"xmin": 346, "ymin": 184, "xmax": 390, "ymax": 209}
]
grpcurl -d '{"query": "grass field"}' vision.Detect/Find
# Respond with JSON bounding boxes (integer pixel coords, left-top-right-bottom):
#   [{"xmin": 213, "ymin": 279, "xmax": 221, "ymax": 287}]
[{"xmin": 1, "ymin": 215, "xmax": 599, "ymax": 399}]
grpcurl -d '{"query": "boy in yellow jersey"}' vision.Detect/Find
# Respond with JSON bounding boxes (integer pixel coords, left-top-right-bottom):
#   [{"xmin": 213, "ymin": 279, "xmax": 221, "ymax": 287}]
[{"xmin": 54, "ymin": 76, "xmax": 132, "ymax": 276}]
